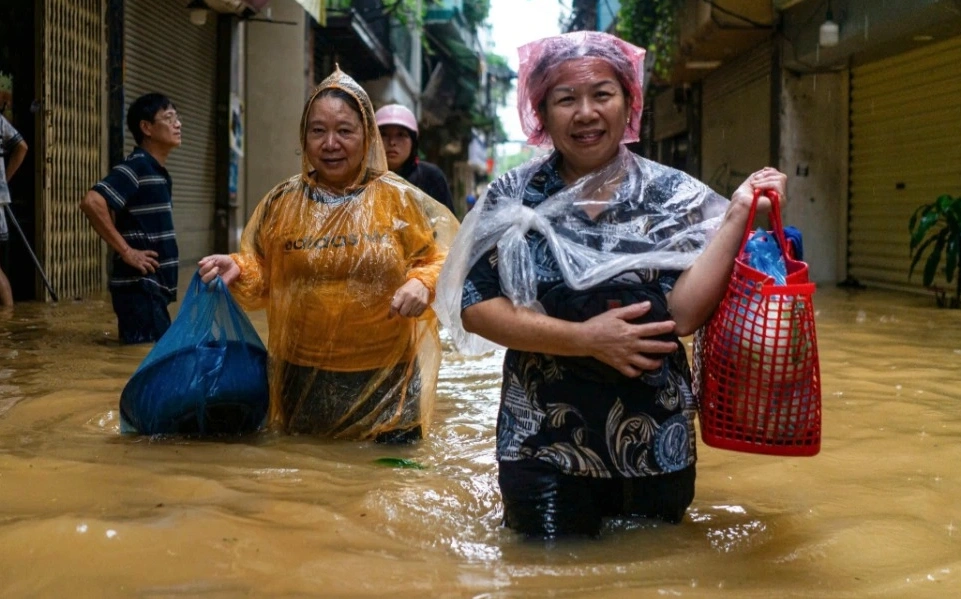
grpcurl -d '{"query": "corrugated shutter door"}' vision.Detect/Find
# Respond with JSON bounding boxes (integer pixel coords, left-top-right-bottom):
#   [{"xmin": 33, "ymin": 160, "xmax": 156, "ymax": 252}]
[
  {"xmin": 40, "ymin": 0, "xmax": 107, "ymax": 300},
  {"xmin": 849, "ymin": 36, "xmax": 961, "ymax": 291},
  {"xmin": 701, "ymin": 41, "xmax": 772, "ymax": 197},
  {"xmin": 124, "ymin": 0, "xmax": 217, "ymax": 264},
  {"xmin": 702, "ymin": 41, "xmax": 772, "ymax": 104}
]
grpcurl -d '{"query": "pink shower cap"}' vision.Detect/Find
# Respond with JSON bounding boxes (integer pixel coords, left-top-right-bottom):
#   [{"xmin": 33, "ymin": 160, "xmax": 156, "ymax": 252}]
[{"xmin": 516, "ymin": 31, "xmax": 646, "ymax": 147}]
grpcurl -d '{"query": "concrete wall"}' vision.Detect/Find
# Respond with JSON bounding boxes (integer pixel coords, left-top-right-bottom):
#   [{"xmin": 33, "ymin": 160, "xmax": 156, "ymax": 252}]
[
  {"xmin": 244, "ymin": 0, "xmax": 306, "ymax": 220},
  {"xmin": 779, "ymin": 71, "xmax": 847, "ymax": 284},
  {"xmin": 700, "ymin": 80, "xmax": 771, "ymax": 199}
]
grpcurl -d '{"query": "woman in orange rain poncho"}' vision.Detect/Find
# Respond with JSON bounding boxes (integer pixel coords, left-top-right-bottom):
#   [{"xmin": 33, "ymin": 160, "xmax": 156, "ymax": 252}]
[{"xmin": 198, "ymin": 68, "xmax": 458, "ymax": 442}]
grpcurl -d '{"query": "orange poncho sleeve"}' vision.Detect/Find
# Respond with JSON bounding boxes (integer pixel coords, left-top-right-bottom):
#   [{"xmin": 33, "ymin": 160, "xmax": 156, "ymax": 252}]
[
  {"xmin": 395, "ymin": 174, "xmax": 460, "ymax": 305},
  {"xmin": 227, "ymin": 179, "xmax": 297, "ymax": 312}
]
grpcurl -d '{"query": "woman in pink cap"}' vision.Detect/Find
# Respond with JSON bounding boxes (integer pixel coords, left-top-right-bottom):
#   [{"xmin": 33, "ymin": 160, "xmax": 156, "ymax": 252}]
[
  {"xmin": 375, "ymin": 104, "xmax": 455, "ymax": 214},
  {"xmin": 435, "ymin": 32, "xmax": 788, "ymax": 539}
]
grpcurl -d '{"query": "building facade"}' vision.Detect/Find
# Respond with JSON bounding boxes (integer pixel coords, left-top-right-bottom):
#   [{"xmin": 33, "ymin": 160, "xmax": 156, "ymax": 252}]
[
  {"xmin": 678, "ymin": 0, "xmax": 961, "ymax": 290},
  {"xmin": 569, "ymin": 0, "xmax": 961, "ymax": 291},
  {"xmin": 1, "ymin": 0, "xmax": 481, "ymax": 303}
]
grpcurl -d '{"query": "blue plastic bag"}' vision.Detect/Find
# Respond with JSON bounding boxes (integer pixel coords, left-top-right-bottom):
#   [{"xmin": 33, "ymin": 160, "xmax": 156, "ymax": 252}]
[
  {"xmin": 725, "ymin": 228, "xmax": 792, "ymax": 365},
  {"xmin": 782, "ymin": 225, "xmax": 804, "ymax": 260},
  {"xmin": 120, "ymin": 272, "xmax": 269, "ymax": 436},
  {"xmin": 744, "ymin": 228, "xmax": 787, "ymax": 284}
]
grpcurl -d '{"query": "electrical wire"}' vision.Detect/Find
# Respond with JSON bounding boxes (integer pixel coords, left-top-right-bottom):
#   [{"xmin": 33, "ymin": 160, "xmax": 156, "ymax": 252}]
[
  {"xmin": 781, "ymin": 0, "xmax": 833, "ymax": 72},
  {"xmin": 700, "ymin": 0, "xmax": 774, "ymax": 29},
  {"xmin": 710, "ymin": 11, "xmax": 768, "ymax": 30},
  {"xmin": 778, "ymin": 0, "xmax": 847, "ymax": 74},
  {"xmin": 789, "ymin": 0, "xmax": 829, "ymax": 33}
]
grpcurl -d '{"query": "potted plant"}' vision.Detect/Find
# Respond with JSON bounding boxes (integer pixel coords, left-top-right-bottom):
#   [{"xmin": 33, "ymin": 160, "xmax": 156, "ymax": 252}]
[{"xmin": 909, "ymin": 194, "xmax": 961, "ymax": 308}]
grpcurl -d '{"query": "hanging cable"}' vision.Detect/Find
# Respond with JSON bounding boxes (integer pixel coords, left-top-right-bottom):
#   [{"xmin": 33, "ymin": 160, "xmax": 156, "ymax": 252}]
[{"xmin": 700, "ymin": 0, "xmax": 774, "ymax": 29}]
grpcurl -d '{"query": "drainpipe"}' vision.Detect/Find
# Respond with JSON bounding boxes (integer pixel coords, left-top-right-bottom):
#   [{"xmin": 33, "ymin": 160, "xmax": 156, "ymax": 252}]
[
  {"xmin": 214, "ymin": 14, "xmax": 237, "ymax": 253},
  {"xmin": 106, "ymin": 0, "xmax": 124, "ymax": 167}
]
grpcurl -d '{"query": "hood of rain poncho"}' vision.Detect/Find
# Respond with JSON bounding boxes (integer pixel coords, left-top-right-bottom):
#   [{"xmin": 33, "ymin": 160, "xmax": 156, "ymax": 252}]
[
  {"xmin": 228, "ymin": 67, "xmax": 459, "ymax": 440},
  {"xmin": 517, "ymin": 31, "xmax": 646, "ymax": 147},
  {"xmin": 299, "ymin": 66, "xmax": 389, "ymax": 191}
]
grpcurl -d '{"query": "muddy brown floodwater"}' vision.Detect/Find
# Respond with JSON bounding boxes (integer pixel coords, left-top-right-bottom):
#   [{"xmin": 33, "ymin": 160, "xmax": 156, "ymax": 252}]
[{"xmin": 0, "ymin": 284, "xmax": 959, "ymax": 598}]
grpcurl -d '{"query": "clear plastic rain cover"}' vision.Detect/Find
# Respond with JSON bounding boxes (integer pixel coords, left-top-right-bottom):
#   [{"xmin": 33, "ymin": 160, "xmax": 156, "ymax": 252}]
[{"xmin": 435, "ymin": 145, "xmax": 730, "ymax": 354}]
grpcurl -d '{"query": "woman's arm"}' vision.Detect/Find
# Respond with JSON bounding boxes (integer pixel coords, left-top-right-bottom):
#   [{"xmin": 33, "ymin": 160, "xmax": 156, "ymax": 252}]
[
  {"xmin": 405, "ymin": 241, "xmax": 446, "ymax": 301},
  {"xmin": 463, "ymin": 297, "xmax": 678, "ymax": 379},
  {"xmin": 668, "ymin": 167, "xmax": 787, "ymax": 335},
  {"xmin": 397, "ymin": 187, "xmax": 456, "ymax": 312},
  {"xmin": 199, "ymin": 186, "xmax": 279, "ymax": 310}
]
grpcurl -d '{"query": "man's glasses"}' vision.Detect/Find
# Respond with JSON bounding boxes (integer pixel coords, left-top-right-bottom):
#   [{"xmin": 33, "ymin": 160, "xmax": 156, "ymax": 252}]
[{"xmin": 153, "ymin": 112, "xmax": 181, "ymax": 125}]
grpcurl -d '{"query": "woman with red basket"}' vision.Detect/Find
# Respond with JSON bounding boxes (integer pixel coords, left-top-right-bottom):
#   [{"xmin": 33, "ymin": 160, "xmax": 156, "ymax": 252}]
[{"xmin": 435, "ymin": 31, "xmax": 789, "ymax": 539}]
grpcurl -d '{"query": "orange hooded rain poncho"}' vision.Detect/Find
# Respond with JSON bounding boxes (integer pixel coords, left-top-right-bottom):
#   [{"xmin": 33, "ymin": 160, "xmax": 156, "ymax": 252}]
[{"xmin": 226, "ymin": 68, "xmax": 458, "ymax": 440}]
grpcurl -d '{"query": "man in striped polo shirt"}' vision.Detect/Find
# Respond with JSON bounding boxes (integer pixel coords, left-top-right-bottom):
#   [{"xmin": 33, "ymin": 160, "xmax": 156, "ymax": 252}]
[{"xmin": 80, "ymin": 93, "xmax": 181, "ymax": 344}]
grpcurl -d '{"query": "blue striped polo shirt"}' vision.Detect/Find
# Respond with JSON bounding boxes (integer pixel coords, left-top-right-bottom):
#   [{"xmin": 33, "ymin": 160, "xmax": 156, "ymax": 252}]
[{"xmin": 92, "ymin": 147, "xmax": 179, "ymax": 301}]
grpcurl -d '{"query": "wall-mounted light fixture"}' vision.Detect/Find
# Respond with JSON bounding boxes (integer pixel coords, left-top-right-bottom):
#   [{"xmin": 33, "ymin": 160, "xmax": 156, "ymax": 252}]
[
  {"xmin": 819, "ymin": 3, "xmax": 840, "ymax": 47},
  {"xmin": 187, "ymin": 0, "xmax": 209, "ymax": 26}
]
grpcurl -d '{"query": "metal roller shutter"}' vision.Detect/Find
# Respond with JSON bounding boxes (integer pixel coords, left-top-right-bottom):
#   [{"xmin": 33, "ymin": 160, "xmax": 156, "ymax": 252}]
[
  {"xmin": 40, "ymin": 0, "xmax": 107, "ymax": 300},
  {"xmin": 124, "ymin": 0, "xmax": 217, "ymax": 264},
  {"xmin": 701, "ymin": 41, "xmax": 773, "ymax": 197},
  {"xmin": 849, "ymin": 35, "xmax": 961, "ymax": 291}
]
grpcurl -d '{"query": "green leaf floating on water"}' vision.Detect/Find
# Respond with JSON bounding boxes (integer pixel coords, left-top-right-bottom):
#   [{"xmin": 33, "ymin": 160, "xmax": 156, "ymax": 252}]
[{"xmin": 374, "ymin": 457, "xmax": 426, "ymax": 470}]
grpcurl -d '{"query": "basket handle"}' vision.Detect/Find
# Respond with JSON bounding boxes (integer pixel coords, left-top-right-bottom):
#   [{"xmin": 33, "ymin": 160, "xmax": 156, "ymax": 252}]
[{"xmin": 738, "ymin": 188, "xmax": 789, "ymax": 259}]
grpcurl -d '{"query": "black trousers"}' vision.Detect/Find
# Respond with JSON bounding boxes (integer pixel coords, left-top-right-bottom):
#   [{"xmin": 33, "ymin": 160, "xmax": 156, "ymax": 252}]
[
  {"xmin": 110, "ymin": 284, "xmax": 172, "ymax": 345},
  {"xmin": 499, "ymin": 458, "xmax": 696, "ymax": 539},
  {"xmin": 277, "ymin": 361, "xmax": 422, "ymax": 443}
]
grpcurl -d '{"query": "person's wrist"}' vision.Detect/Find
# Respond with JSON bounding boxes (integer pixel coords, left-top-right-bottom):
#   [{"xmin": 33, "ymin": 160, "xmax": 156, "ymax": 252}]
[
  {"xmin": 407, "ymin": 275, "xmax": 433, "ymax": 301},
  {"xmin": 723, "ymin": 197, "xmax": 751, "ymax": 224},
  {"xmin": 572, "ymin": 321, "xmax": 594, "ymax": 358}
]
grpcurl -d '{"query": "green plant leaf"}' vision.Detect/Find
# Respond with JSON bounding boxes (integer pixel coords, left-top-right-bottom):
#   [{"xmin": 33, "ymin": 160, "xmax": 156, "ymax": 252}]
[
  {"xmin": 942, "ymin": 205, "xmax": 961, "ymax": 235},
  {"xmin": 937, "ymin": 194, "xmax": 955, "ymax": 213},
  {"xmin": 617, "ymin": 0, "xmax": 682, "ymax": 81},
  {"xmin": 909, "ymin": 195, "xmax": 961, "ymax": 293},
  {"xmin": 949, "ymin": 197, "xmax": 961, "ymax": 222},
  {"xmin": 373, "ymin": 457, "xmax": 426, "ymax": 470},
  {"xmin": 946, "ymin": 234, "xmax": 958, "ymax": 284},
  {"xmin": 911, "ymin": 208, "xmax": 941, "ymax": 250},
  {"xmin": 908, "ymin": 203, "xmax": 927, "ymax": 233},
  {"xmin": 923, "ymin": 232, "xmax": 947, "ymax": 287},
  {"xmin": 910, "ymin": 234, "xmax": 939, "ymax": 278}
]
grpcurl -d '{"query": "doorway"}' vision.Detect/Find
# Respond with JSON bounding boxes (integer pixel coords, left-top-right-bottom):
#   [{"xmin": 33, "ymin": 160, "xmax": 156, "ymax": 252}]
[{"xmin": 0, "ymin": 0, "xmax": 38, "ymax": 301}]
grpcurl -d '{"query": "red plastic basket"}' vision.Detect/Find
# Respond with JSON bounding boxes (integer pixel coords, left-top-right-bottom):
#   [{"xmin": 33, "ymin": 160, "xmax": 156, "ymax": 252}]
[{"xmin": 694, "ymin": 190, "xmax": 821, "ymax": 456}]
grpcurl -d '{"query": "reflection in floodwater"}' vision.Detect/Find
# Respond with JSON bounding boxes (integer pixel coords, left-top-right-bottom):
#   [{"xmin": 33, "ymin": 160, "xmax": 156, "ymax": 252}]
[{"xmin": 1, "ymin": 286, "xmax": 960, "ymax": 597}]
